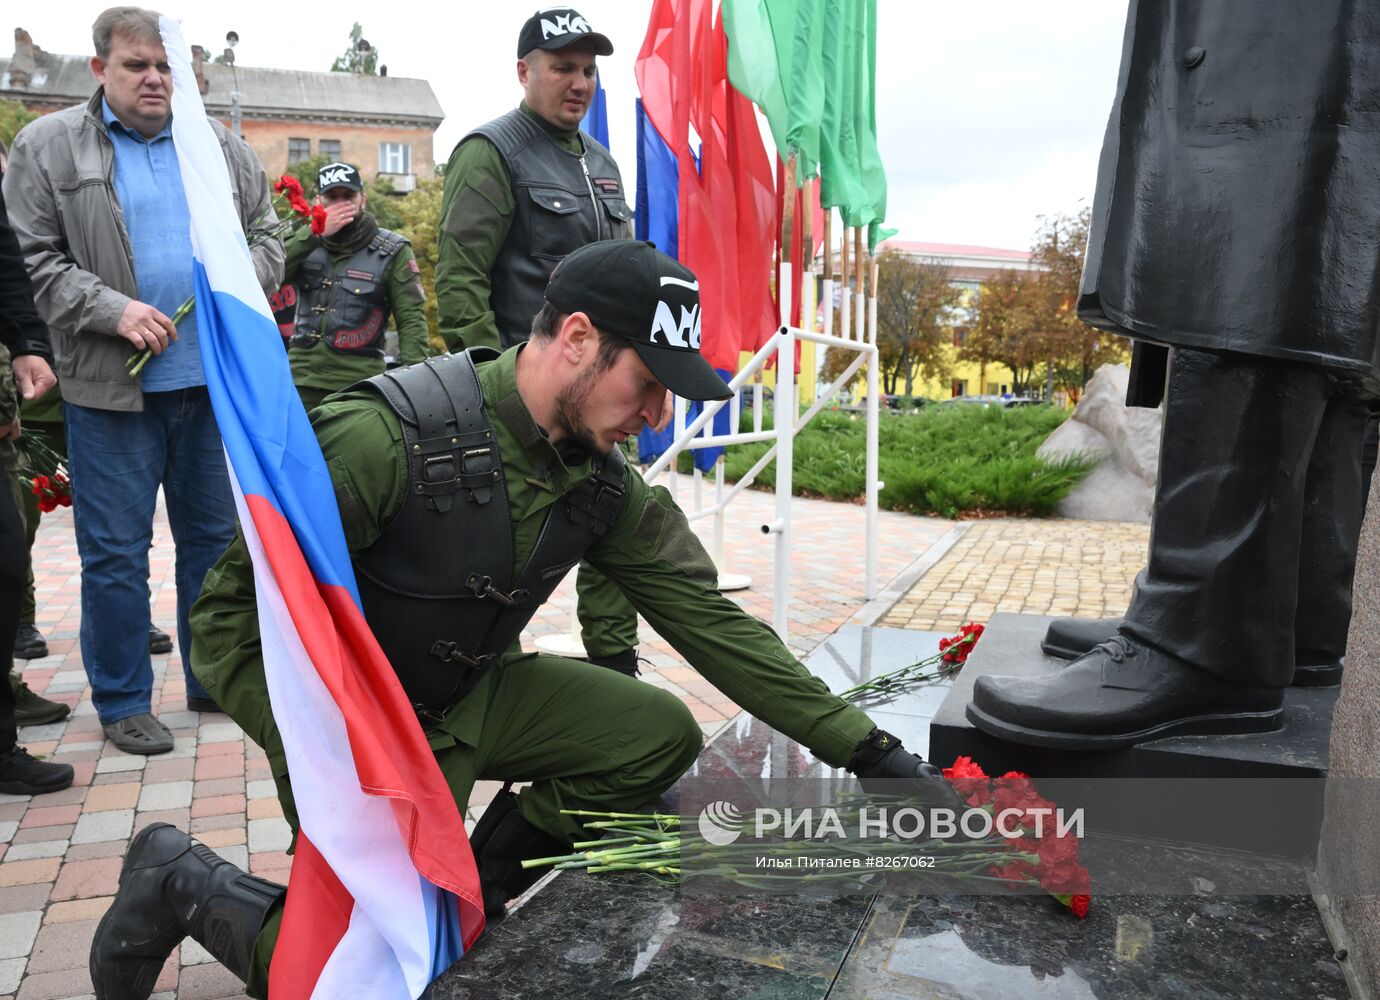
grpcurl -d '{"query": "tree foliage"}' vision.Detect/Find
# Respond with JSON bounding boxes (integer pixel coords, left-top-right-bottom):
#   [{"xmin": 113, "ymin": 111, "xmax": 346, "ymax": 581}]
[
  {"xmin": 388, "ymin": 178, "xmax": 446, "ymax": 350},
  {"xmin": 0, "ymin": 98, "xmax": 39, "ymax": 151},
  {"xmin": 331, "ymin": 23, "xmax": 379, "ymax": 75},
  {"xmin": 872, "ymin": 250, "xmax": 961, "ymax": 395},
  {"xmin": 820, "ymin": 253, "xmax": 960, "ymax": 396},
  {"xmin": 960, "ymin": 268, "xmax": 1044, "ymax": 393},
  {"xmin": 964, "ymin": 207, "xmax": 1128, "ymax": 399}
]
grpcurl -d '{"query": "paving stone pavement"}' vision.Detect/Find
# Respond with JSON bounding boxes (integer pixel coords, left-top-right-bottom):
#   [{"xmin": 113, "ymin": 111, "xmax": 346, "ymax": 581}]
[
  {"xmin": 2, "ymin": 486, "xmax": 1149, "ymax": 998},
  {"xmin": 1, "ymin": 484, "xmax": 963, "ymax": 999},
  {"xmin": 880, "ymin": 517, "xmax": 1151, "ymax": 631}
]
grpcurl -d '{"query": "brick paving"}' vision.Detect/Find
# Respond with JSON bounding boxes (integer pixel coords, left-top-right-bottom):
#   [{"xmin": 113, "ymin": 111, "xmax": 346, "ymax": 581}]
[
  {"xmin": 1, "ymin": 485, "xmax": 957, "ymax": 1000},
  {"xmin": 880, "ymin": 517, "xmax": 1150, "ymax": 631}
]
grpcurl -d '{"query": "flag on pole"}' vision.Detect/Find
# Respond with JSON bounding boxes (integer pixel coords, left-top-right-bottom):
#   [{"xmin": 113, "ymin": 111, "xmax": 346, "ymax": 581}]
[
  {"xmin": 726, "ymin": 0, "xmax": 891, "ymax": 250},
  {"xmin": 636, "ymin": 0, "xmax": 777, "ymax": 372},
  {"xmin": 160, "ymin": 17, "xmax": 484, "ymax": 999},
  {"xmin": 580, "ymin": 72, "xmax": 610, "ymax": 147},
  {"xmin": 722, "ymin": 0, "xmax": 826, "ymax": 179}
]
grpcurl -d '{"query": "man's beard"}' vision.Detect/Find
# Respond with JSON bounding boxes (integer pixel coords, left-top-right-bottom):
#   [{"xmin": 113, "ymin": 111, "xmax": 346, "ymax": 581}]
[{"xmin": 553, "ymin": 366, "xmax": 608, "ymax": 456}]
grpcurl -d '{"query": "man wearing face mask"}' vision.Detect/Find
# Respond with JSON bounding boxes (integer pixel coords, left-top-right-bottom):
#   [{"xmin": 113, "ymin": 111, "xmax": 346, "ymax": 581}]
[
  {"xmin": 281, "ymin": 161, "xmax": 431, "ymax": 410},
  {"xmin": 436, "ymin": 8, "xmax": 650, "ymax": 678}
]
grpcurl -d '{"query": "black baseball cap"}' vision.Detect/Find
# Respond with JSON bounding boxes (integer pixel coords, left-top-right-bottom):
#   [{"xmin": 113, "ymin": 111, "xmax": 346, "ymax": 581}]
[
  {"xmin": 517, "ymin": 7, "xmax": 613, "ymax": 58},
  {"xmin": 317, "ymin": 162, "xmax": 363, "ymax": 193},
  {"xmin": 545, "ymin": 241, "xmax": 731, "ymax": 402}
]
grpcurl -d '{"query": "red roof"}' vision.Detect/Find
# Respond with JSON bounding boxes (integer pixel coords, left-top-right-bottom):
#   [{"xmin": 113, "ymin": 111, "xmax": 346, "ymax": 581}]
[{"xmin": 878, "ymin": 240, "xmax": 1032, "ymax": 262}]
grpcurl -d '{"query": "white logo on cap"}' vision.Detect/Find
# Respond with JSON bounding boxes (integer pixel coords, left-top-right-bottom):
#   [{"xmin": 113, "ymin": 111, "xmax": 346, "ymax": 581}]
[
  {"xmin": 650, "ymin": 275, "xmax": 701, "ymax": 349},
  {"xmin": 650, "ymin": 301, "xmax": 701, "ymax": 350},
  {"xmin": 319, "ymin": 164, "xmax": 354, "ymax": 187},
  {"xmin": 541, "ymin": 10, "xmax": 592, "ymax": 38}
]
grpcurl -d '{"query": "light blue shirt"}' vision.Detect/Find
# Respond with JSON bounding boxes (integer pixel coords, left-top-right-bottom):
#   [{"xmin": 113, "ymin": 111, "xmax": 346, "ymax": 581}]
[{"xmin": 103, "ymin": 98, "xmax": 203, "ymax": 391}]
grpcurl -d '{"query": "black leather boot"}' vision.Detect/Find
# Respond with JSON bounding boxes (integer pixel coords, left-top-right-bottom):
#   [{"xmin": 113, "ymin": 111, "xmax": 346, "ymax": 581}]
[
  {"xmin": 1042, "ymin": 615, "xmax": 1344, "ymax": 688},
  {"xmin": 969, "ymin": 634, "xmax": 1285, "ymax": 750},
  {"xmin": 469, "ymin": 790, "xmax": 570, "ymax": 922},
  {"xmin": 847, "ymin": 728, "xmax": 966, "ymax": 813},
  {"xmin": 90, "ymin": 823, "xmax": 284, "ymax": 1000}
]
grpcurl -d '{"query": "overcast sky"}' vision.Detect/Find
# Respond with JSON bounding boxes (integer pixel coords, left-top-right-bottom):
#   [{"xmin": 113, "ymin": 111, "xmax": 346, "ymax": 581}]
[{"xmin": 14, "ymin": 1, "xmax": 1128, "ymax": 251}]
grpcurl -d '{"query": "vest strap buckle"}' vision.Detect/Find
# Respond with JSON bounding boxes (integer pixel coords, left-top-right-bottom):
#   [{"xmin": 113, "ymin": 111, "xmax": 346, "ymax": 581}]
[{"xmin": 429, "ymin": 640, "xmax": 495, "ymax": 670}]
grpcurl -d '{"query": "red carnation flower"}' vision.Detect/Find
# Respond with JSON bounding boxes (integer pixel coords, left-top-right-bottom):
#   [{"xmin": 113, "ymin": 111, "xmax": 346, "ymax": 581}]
[
  {"xmin": 274, "ymin": 175, "xmax": 304, "ymax": 200},
  {"xmin": 310, "ymin": 204, "xmax": 328, "ymax": 235},
  {"xmin": 943, "ymin": 756, "xmax": 987, "ymax": 781},
  {"xmin": 1069, "ymin": 894, "xmax": 1091, "ymax": 918}
]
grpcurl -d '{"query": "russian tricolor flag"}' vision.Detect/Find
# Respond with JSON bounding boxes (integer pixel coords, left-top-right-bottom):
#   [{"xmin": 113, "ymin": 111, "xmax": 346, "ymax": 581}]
[{"xmin": 161, "ymin": 18, "xmax": 484, "ymax": 998}]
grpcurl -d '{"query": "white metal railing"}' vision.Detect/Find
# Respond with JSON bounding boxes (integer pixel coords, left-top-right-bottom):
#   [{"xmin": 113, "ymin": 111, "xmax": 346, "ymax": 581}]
[{"xmin": 641, "ymin": 263, "xmax": 881, "ymax": 644}]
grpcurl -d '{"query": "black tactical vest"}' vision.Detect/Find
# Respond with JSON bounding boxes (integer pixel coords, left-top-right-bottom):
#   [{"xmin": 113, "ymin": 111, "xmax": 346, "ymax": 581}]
[
  {"xmin": 292, "ymin": 229, "xmax": 409, "ymax": 358},
  {"xmin": 351, "ymin": 351, "xmax": 629, "ymax": 723},
  {"xmin": 461, "ymin": 110, "xmax": 633, "ymax": 348}
]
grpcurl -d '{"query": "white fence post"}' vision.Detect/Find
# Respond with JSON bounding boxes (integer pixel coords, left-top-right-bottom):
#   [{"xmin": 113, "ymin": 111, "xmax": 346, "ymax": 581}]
[{"xmin": 769, "ymin": 325, "xmax": 796, "ymax": 642}]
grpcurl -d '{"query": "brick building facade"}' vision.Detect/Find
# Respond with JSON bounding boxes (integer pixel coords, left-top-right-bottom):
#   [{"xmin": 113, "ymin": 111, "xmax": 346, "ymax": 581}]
[{"xmin": 0, "ymin": 28, "xmax": 444, "ymax": 185}]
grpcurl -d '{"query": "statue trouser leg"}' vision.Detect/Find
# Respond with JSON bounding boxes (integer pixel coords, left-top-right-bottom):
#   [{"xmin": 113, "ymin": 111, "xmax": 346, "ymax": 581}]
[
  {"xmin": 575, "ymin": 561, "xmax": 642, "ymax": 673},
  {"xmin": 237, "ymin": 653, "xmax": 703, "ymax": 995},
  {"xmin": 1043, "ymin": 386, "xmax": 1369, "ymax": 687},
  {"xmin": 1292, "ymin": 393, "xmax": 1369, "ymax": 684},
  {"xmin": 969, "ymin": 348, "xmax": 1338, "ymax": 748},
  {"xmin": 1119, "ymin": 348, "xmax": 1341, "ymax": 686}
]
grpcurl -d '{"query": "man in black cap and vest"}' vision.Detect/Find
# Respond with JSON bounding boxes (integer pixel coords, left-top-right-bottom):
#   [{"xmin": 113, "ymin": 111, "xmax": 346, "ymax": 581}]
[
  {"xmin": 437, "ymin": 8, "xmax": 653, "ymax": 677},
  {"xmin": 88, "ymin": 242, "xmax": 961, "ymax": 999},
  {"xmin": 282, "ymin": 161, "xmax": 432, "ymax": 410}
]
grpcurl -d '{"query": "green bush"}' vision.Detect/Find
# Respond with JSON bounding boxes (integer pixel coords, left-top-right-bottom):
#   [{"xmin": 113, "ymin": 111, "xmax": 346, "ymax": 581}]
[{"xmin": 672, "ymin": 405, "xmax": 1094, "ymax": 518}]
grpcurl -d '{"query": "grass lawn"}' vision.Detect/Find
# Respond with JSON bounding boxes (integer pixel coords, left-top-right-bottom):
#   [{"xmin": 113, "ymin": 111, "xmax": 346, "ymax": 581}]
[{"xmin": 669, "ymin": 405, "xmax": 1096, "ymax": 519}]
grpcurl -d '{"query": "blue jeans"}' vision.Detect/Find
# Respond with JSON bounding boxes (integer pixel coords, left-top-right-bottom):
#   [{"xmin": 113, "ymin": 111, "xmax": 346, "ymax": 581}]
[{"xmin": 65, "ymin": 390, "xmax": 236, "ymax": 724}]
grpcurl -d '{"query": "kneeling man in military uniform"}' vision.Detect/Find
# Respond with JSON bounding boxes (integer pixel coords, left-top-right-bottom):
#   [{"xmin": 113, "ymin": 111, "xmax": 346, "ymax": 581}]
[{"xmin": 88, "ymin": 242, "xmax": 958, "ymax": 1000}]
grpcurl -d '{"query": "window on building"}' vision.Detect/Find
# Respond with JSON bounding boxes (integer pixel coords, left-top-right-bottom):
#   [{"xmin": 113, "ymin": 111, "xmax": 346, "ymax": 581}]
[
  {"xmin": 319, "ymin": 139, "xmax": 342, "ymax": 161},
  {"xmin": 952, "ymin": 328, "xmax": 969, "ymax": 347},
  {"xmin": 379, "ymin": 142, "xmax": 411, "ymax": 175},
  {"xmin": 287, "ymin": 137, "xmax": 311, "ymax": 163},
  {"xmin": 952, "ymin": 379, "xmax": 968, "ymax": 398}
]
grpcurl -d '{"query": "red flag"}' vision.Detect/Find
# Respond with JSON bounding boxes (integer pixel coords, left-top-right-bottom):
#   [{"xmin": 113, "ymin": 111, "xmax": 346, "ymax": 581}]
[{"xmin": 637, "ymin": 0, "xmax": 777, "ymax": 374}]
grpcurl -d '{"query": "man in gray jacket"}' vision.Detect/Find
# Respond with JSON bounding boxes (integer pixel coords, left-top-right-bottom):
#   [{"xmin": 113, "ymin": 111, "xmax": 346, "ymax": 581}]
[{"xmin": 3, "ymin": 6, "xmax": 283, "ymax": 754}]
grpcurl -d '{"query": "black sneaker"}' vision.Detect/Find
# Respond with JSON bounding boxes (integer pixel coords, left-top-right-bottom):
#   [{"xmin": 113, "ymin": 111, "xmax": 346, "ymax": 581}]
[
  {"xmin": 13, "ymin": 623, "xmax": 49, "ymax": 660},
  {"xmin": 0, "ymin": 745, "xmax": 75, "ymax": 795},
  {"xmin": 148, "ymin": 625, "xmax": 173, "ymax": 655},
  {"xmin": 11, "ymin": 671, "xmax": 72, "ymax": 726}
]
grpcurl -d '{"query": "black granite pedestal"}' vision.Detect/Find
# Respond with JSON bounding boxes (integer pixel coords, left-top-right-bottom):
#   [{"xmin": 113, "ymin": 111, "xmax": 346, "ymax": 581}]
[
  {"xmin": 930, "ymin": 613, "xmax": 1338, "ymax": 781},
  {"xmin": 423, "ymin": 625, "xmax": 1348, "ymax": 1000},
  {"xmin": 928, "ymin": 613, "xmax": 1337, "ymax": 857}
]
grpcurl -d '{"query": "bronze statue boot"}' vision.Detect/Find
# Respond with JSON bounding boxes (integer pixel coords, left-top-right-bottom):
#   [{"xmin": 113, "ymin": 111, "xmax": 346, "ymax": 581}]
[
  {"xmin": 1041, "ymin": 616, "xmax": 1343, "ymax": 687},
  {"xmin": 90, "ymin": 823, "xmax": 283, "ymax": 1000},
  {"xmin": 967, "ymin": 634, "xmax": 1285, "ymax": 750}
]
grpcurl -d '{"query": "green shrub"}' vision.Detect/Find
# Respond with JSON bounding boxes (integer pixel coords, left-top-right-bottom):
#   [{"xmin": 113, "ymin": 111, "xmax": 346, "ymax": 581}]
[{"xmin": 668, "ymin": 405, "xmax": 1095, "ymax": 518}]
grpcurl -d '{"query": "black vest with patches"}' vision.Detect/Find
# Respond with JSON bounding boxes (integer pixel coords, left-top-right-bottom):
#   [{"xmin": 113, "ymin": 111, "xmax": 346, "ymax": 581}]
[
  {"xmin": 351, "ymin": 350, "xmax": 628, "ymax": 721},
  {"xmin": 292, "ymin": 229, "xmax": 409, "ymax": 357},
  {"xmin": 462, "ymin": 110, "xmax": 632, "ymax": 348}
]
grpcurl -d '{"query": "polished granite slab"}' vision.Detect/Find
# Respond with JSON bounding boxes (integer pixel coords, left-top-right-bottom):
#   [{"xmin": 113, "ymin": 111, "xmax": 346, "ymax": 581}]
[
  {"xmin": 833, "ymin": 893, "xmax": 1346, "ymax": 1000},
  {"xmin": 928, "ymin": 614, "xmax": 1336, "ymax": 856},
  {"xmin": 425, "ymin": 625, "xmax": 1348, "ymax": 999}
]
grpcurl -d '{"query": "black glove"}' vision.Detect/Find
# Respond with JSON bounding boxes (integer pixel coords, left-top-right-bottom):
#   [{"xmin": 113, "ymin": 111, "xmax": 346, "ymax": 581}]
[{"xmin": 847, "ymin": 728, "xmax": 966, "ymax": 812}]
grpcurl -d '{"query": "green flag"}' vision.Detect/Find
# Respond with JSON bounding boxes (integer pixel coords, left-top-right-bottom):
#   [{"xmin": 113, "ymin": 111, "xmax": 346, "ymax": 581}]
[
  {"xmin": 819, "ymin": 0, "xmax": 886, "ymax": 237},
  {"xmin": 723, "ymin": 0, "xmax": 825, "ymax": 179},
  {"xmin": 724, "ymin": 0, "xmax": 889, "ymax": 238}
]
